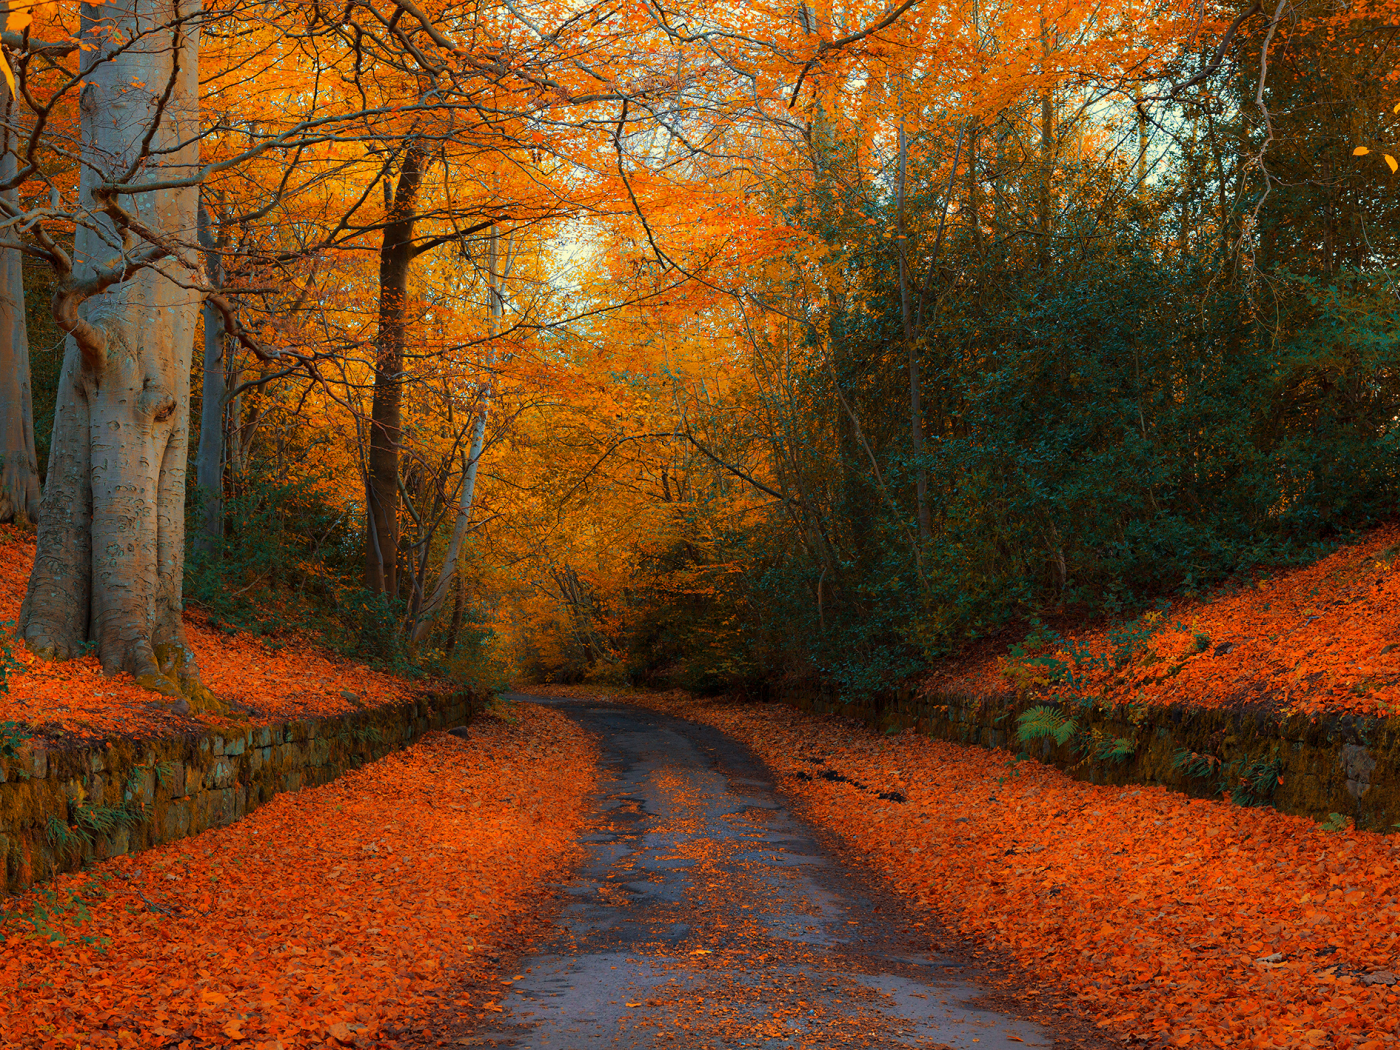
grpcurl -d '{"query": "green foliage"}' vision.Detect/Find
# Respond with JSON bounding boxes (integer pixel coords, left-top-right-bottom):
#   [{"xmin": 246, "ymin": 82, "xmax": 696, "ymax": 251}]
[
  {"xmin": 0, "ymin": 720, "xmax": 29, "ymax": 765},
  {"xmin": 186, "ymin": 466, "xmax": 421, "ymax": 674},
  {"xmin": 73, "ymin": 801, "xmax": 140, "ymax": 838},
  {"xmin": 1093, "ymin": 736, "xmax": 1137, "ymax": 764},
  {"xmin": 1016, "ymin": 706, "xmax": 1079, "ymax": 747},
  {"xmin": 1172, "ymin": 748, "xmax": 1223, "ymax": 781},
  {"xmin": 0, "ymin": 619, "xmax": 24, "ymax": 695},
  {"xmin": 1174, "ymin": 748, "xmax": 1283, "ymax": 808},
  {"xmin": 618, "ymin": 110, "xmax": 1399, "ymax": 699},
  {"xmin": 1230, "ymin": 758, "xmax": 1284, "ymax": 808},
  {"xmin": 1317, "ymin": 812, "xmax": 1352, "ymax": 833},
  {"xmin": 46, "ymin": 794, "xmax": 143, "ymax": 858}
]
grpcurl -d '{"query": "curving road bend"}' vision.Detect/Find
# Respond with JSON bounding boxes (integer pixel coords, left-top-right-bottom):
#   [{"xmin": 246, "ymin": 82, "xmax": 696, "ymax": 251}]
[{"xmin": 459, "ymin": 694, "xmax": 1056, "ymax": 1050}]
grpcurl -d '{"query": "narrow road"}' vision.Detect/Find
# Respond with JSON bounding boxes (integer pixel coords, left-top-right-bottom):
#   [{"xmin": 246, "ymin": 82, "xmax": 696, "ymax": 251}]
[{"xmin": 465, "ymin": 694, "xmax": 1054, "ymax": 1049}]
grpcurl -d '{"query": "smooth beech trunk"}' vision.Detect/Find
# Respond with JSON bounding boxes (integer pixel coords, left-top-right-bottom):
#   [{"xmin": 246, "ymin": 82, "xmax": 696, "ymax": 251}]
[
  {"xmin": 20, "ymin": 0, "xmax": 213, "ymax": 708},
  {"xmin": 0, "ymin": 93, "xmax": 39, "ymax": 525}
]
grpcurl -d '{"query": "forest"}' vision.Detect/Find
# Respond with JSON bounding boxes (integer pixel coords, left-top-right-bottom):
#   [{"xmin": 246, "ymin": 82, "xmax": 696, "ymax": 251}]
[
  {"xmin": 1, "ymin": 0, "xmax": 1400, "ymax": 1048},
  {"xmin": 0, "ymin": 0, "xmax": 1392, "ymax": 704}
]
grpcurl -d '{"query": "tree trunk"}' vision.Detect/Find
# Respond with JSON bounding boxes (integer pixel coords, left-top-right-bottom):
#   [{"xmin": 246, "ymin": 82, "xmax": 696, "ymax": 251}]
[
  {"xmin": 195, "ymin": 205, "xmax": 225, "ymax": 553},
  {"xmin": 0, "ymin": 89, "xmax": 39, "ymax": 525},
  {"xmin": 20, "ymin": 0, "xmax": 214, "ymax": 708},
  {"xmin": 365, "ymin": 144, "xmax": 427, "ymax": 595},
  {"xmin": 410, "ymin": 404, "xmax": 488, "ymax": 645},
  {"xmin": 444, "ymin": 573, "xmax": 466, "ymax": 657}
]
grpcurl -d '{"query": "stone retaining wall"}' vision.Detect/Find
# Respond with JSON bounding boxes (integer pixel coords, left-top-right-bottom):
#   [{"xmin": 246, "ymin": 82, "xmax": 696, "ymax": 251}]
[
  {"xmin": 0, "ymin": 690, "xmax": 484, "ymax": 896},
  {"xmin": 777, "ymin": 683, "xmax": 1400, "ymax": 831}
]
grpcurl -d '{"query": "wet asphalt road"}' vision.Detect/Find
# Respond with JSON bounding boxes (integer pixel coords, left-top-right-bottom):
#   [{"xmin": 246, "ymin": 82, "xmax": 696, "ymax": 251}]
[{"xmin": 462, "ymin": 694, "xmax": 1052, "ymax": 1050}]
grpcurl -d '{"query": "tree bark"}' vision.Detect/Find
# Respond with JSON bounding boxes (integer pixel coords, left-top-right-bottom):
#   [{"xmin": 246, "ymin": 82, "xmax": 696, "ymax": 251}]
[
  {"xmin": 365, "ymin": 143, "xmax": 427, "ymax": 595},
  {"xmin": 195, "ymin": 205, "xmax": 225, "ymax": 553},
  {"xmin": 0, "ymin": 88, "xmax": 39, "ymax": 525},
  {"xmin": 20, "ymin": 0, "xmax": 214, "ymax": 708}
]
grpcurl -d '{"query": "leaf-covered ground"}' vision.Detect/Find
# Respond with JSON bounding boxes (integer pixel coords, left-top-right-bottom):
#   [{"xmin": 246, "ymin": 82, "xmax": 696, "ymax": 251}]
[
  {"xmin": 0, "ymin": 528, "xmax": 430, "ymax": 741},
  {"xmin": 925, "ymin": 524, "xmax": 1400, "ymax": 719},
  {"xmin": 539, "ymin": 687, "xmax": 1400, "ymax": 1050},
  {"xmin": 0, "ymin": 704, "xmax": 597, "ymax": 1050}
]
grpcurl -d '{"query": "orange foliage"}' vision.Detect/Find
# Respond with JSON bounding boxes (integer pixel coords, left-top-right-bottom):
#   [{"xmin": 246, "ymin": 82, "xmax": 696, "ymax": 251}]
[
  {"xmin": 0, "ymin": 529, "xmax": 432, "ymax": 741},
  {"xmin": 0, "ymin": 707, "xmax": 598, "ymax": 1050},
  {"xmin": 612, "ymin": 691, "xmax": 1400, "ymax": 1050},
  {"xmin": 924, "ymin": 525, "xmax": 1400, "ymax": 720}
]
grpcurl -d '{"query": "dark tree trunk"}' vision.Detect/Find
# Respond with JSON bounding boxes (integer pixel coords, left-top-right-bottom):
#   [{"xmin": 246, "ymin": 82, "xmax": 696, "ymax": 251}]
[
  {"xmin": 365, "ymin": 144, "xmax": 427, "ymax": 595},
  {"xmin": 195, "ymin": 205, "xmax": 226, "ymax": 553}
]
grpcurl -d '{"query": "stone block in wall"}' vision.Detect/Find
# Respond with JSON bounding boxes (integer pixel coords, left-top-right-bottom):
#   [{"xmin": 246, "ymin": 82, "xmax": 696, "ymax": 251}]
[
  {"xmin": 163, "ymin": 799, "xmax": 191, "ymax": 841},
  {"xmin": 205, "ymin": 758, "xmax": 237, "ymax": 790},
  {"xmin": 212, "ymin": 788, "xmax": 238, "ymax": 826}
]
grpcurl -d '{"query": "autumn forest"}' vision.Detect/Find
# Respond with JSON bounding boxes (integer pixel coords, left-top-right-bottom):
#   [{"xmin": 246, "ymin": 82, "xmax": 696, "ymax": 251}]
[{"xmin": 1, "ymin": 0, "xmax": 1399, "ymax": 1047}]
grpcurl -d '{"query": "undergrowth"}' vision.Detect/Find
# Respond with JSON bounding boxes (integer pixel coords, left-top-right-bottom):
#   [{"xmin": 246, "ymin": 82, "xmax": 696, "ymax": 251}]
[{"xmin": 185, "ymin": 465, "xmax": 503, "ymax": 690}]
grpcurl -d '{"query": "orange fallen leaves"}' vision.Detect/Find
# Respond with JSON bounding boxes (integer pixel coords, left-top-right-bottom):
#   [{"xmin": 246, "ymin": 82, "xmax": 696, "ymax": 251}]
[
  {"xmin": 0, "ymin": 528, "xmax": 434, "ymax": 740},
  {"xmin": 617, "ymin": 691, "xmax": 1400, "ymax": 1050},
  {"xmin": 0, "ymin": 707, "xmax": 598, "ymax": 1049},
  {"xmin": 925, "ymin": 523, "xmax": 1400, "ymax": 720}
]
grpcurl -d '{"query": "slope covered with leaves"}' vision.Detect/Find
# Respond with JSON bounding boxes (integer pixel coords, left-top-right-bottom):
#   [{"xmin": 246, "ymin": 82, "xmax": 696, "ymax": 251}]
[
  {"xmin": 0, "ymin": 528, "xmax": 430, "ymax": 742},
  {"xmin": 576, "ymin": 690, "xmax": 1400, "ymax": 1050},
  {"xmin": 924, "ymin": 524, "xmax": 1400, "ymax": 720},
  {"xmin": 0, "ymin": 704, "xmax": 597, "ymax": 1049}
]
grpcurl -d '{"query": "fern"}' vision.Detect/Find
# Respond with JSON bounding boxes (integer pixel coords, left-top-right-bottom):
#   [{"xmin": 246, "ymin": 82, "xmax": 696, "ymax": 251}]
[
  {"xmin": 1016, "ymin": 706, "xmax": 1079, "ymax": 747},
  {"xmin": 1094, "ymin": 736, "xmax": 1137, "ymax": 764},
  {"xmin": 1230, "ymin": 757, "xmax": 1283, "ymax": 807},
  {"xmin": 74, "ymin": 803, "xmax": 140, "ymax": 838},
  {"xmin": 1172, "ymin": 747, "xmax": 1222, "ymax": 780},
  {"xmin": 46, "ymin": 817, "xmax": 85, "ymax": 858}
]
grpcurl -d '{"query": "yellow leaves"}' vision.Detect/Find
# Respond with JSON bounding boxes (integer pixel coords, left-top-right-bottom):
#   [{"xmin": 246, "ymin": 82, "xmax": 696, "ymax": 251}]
[
  {"xmin": 0, "ymin": 52, "xmax": 14, "ymax": 99},
  {"xmin": 1361, "ymin": 145, "xmax": 1400, "ymax": 174},
  {"xmin": 5, "ymin": 7, "xmax": 29, "ymax": 33}
]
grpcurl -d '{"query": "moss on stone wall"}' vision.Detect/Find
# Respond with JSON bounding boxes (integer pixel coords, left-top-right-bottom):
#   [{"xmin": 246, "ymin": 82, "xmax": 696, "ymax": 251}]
[{"xmin": 778, "ymin": 683, "xmax": 1400, "ymax": 831}]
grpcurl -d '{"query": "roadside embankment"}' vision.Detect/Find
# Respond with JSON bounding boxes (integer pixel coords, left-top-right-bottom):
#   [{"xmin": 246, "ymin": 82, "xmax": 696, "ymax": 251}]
[
  {"xmin": 606, "ymin": 689, "xmax": 1400, "ymax": 1050},
  {"xmin": 1, "ymin": 703, "xmax": 598, "ymax": 1050}
]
